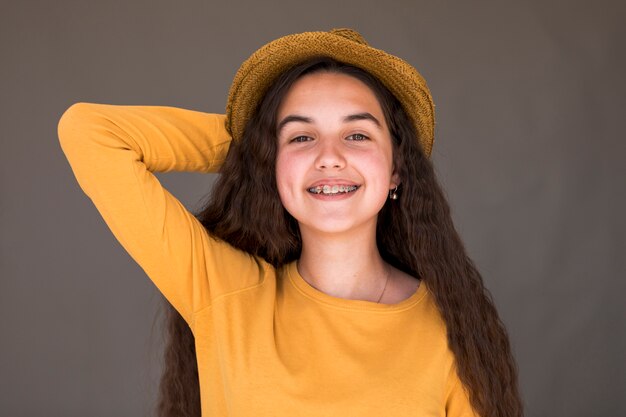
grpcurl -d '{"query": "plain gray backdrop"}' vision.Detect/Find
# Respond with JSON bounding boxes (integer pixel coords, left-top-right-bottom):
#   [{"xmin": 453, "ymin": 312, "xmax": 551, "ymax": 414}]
[{"xmin": 1, "ymin": 0, "xmax": 624, "ymax": 416}]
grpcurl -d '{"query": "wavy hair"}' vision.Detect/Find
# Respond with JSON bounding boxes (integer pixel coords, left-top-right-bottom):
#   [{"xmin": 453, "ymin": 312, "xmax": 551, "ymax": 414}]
[{"xmin": 157, "ymin": 57, "xmax": 523, "ymax": 417}]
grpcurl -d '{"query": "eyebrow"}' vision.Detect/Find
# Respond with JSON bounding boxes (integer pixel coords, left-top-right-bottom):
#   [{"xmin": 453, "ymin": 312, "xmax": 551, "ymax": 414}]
[{"xmin": 277, "ymin": 112, "xmax": 382, "ymax": 134}]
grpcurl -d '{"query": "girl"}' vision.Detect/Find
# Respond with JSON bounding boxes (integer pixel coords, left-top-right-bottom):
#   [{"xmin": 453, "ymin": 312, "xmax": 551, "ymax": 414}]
[{"xmin": 58, "ymin": 29, "xmax": 522, "ymax": 417}]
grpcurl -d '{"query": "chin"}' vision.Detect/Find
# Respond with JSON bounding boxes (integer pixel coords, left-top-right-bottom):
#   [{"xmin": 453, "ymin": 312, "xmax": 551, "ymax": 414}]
[{"xmin": 298, "ymin": 218, "xmax": 377, "ymax": 237}]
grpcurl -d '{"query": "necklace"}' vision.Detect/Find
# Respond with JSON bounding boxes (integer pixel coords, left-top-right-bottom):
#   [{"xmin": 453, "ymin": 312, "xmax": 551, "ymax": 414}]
[
  {"xmin": 298, "ymin": 261, "xmax": 391, "ymax": 303},
  {"xmin": 376, "ymin": 269, "xmax": 390, "ymax": 303}
]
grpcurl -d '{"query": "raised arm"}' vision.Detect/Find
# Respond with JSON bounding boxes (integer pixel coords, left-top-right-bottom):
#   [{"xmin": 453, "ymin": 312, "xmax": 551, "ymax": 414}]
[
  {"xmin": 59, "ymin": 103, "xmax": 231, "ymax": 173},
  {"xmin": 58, "ymin": 103, "xmax": 260, "ymax": 326}
]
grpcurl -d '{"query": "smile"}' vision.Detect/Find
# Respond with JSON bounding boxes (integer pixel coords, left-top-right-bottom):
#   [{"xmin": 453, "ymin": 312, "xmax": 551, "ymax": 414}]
[{"xmin": 307, "ymin": 185, "xmax": 360, "ymax": 195}]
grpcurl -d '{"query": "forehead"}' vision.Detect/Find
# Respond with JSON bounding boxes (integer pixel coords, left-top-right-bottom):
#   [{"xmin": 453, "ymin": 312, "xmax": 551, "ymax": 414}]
[{"xmin": 277, "ymin": 71, "xmax": 385, "ymax": 119}]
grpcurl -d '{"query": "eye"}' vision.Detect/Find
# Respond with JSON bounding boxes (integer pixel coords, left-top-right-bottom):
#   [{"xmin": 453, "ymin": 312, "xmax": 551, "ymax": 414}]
[
  {"xmin": 346, "ymin": 133, "xmax": 369, "ymax": 141},
  {"xmin": 290, "ymin": 135, "xmax": 313, "ymax": 143}
]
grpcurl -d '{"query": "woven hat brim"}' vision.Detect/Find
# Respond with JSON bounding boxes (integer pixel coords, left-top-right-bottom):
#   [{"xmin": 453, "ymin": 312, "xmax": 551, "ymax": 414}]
[{"xmin": 225, "ymin": 31, "xmax": 435, "ymax": 157}]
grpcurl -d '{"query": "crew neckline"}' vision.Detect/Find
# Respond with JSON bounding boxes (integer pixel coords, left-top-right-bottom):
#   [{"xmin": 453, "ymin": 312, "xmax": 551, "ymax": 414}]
[{"xmin": 286, "ymin": 261, "xmax": 427, "ymax": 312}]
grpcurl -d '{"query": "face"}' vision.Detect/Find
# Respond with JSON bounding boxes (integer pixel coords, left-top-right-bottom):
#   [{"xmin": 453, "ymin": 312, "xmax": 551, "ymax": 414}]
[{"xmin": 275, "ymin": 71, "xmax": 400, "ymax": 237}]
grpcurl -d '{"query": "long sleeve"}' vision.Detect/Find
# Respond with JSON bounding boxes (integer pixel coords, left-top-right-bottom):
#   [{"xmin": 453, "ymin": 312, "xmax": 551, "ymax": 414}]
[
  {"xmin": 57, "ymin": 102, "xmax": 261, "ymax": 326},
  {"xmin": 445, "ymin": 363, "xmax": 481, "ymax": 417}
]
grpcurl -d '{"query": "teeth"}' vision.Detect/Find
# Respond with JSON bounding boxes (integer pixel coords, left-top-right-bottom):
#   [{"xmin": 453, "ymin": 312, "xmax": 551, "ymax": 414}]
[{"xmin": 308, "ymin": 185, "xmax": 358, "ymax": 195}]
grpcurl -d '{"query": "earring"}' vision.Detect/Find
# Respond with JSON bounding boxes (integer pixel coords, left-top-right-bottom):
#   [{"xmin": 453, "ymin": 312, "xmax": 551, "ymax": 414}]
[{"xmin": 389, "ymin": 186, "xmax": 398, "ymax": 200}]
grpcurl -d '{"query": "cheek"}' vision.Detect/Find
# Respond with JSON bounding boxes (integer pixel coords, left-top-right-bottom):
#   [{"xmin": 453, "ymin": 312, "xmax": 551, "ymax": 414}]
[
  {"xmin": 361, "ymin": 151, "xmax": 394, "ymax": 182},
  {"xmin": 275, "ymin": 151, "xmax": 298, "ymax": 200},
  {"xmin": 275, "ymin": 153, "xmax": 307, "ymax": 220}
]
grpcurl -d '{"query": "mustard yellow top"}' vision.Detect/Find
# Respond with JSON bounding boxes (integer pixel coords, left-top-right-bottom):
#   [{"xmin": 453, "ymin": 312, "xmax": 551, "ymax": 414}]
[{"xmin": 57, "ymin": 102, "xmax": 478, "ymax": 417}]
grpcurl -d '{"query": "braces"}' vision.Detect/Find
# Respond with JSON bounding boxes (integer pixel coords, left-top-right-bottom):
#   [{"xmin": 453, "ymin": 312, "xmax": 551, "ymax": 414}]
[{"xmin": 308, "ymin": 185, "xmax": 359, "ymax": 195}]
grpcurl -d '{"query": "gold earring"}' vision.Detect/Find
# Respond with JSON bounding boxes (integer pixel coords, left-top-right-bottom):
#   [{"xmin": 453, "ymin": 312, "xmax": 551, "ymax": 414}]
[{"xmin": 389, "ymin": 186, "xmax": 398, "ymax": 200}]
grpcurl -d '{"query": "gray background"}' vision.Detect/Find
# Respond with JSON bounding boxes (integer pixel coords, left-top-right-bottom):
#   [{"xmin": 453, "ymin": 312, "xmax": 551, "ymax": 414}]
[{"xmin": 1, "ymin": 0, "xmax": 624, "ymax": 416}]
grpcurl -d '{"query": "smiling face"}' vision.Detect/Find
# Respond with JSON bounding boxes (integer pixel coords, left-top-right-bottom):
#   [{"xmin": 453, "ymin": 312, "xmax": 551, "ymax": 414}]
[{"xmin": 275, "ymin": 71, "xmax": 400, "ymax": 237}]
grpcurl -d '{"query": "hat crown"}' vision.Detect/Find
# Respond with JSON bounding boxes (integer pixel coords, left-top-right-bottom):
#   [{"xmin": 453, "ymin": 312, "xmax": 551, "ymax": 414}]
[{"xmin": 329, "ymin": 28, "xmax": 369, "ymax": 45}]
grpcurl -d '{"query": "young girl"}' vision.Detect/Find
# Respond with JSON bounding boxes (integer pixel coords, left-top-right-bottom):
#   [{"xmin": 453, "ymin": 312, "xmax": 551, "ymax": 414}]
[{"xmin": 58, "ymin": 29, "xmax": 522, "ymax": 417}]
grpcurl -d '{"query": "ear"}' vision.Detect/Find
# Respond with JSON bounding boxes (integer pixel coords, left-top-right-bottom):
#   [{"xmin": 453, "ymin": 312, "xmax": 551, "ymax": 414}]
[{"xmin": 390, "ymin": 170, "xmax": 401, "ymax": 189}]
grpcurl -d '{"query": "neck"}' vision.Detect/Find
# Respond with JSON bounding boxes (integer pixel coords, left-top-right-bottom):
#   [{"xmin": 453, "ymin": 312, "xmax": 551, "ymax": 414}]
[{"xmin": 297, "ymin": 224, "xmax": 390, "ymax": 302}]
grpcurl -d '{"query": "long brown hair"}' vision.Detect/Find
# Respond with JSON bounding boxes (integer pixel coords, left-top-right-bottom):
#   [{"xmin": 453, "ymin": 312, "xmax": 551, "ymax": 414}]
[{"xmin": 157, "ymin": 57, "xmax": 523, "ymax": 417}]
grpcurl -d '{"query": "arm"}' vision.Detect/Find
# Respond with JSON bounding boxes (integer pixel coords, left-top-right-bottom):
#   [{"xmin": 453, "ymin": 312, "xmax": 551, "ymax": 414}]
[
  {"xmin": 58, "ymin": 103, "xmax": 231, "ymax": 173},
  {"xmin": 58, "ymin": 102, "xmax": 255, "ymax": 326},
  {"xmin": 445, "ymin": 364, "xmax": 480, "ymax": 417}
]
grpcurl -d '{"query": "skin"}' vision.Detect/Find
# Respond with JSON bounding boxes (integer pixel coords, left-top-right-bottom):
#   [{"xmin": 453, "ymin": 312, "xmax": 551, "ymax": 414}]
[{"xmin": 275, "ymin": 72, "xmax": 419, "ymax": 303}]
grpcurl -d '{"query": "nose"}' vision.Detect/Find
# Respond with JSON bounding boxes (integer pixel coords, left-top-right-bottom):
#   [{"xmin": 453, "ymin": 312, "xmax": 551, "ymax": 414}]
[{"xmin": 315, "ymin": 138, "xmax": 346, "ymax": 170}]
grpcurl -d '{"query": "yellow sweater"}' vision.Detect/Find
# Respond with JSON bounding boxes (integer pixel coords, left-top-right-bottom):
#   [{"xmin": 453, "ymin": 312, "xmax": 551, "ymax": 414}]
[{"xmin": 58, "ymin": 102, "xmax": 478, "ymax": 417}]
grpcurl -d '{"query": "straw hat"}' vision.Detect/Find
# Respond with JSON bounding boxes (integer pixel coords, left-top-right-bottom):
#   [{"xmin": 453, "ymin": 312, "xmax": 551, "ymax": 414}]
[{"xmin": 225, "ymin": 28, "xmax": 435, "ymax": 157}]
